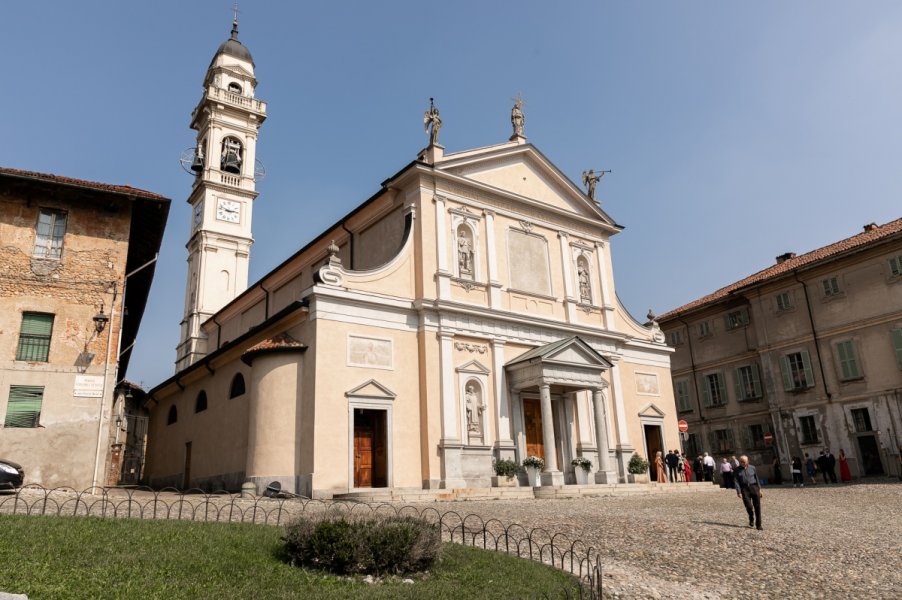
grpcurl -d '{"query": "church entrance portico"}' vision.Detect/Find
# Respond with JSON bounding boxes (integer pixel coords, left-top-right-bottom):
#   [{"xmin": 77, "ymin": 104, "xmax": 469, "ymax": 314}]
[{"xmin": 506, "ymin": 336, "xmax": 617, "ymax": 486}]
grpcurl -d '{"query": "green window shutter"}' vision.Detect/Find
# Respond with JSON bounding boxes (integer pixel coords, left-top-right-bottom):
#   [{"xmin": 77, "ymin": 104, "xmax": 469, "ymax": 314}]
[
  {"xmin": 16, "ymin": 313, "xmax": 54, "ymax": 362},
  {"xmin": 780, "ymin": 356, "xmax": 793, "ymax": 391},
  {"xmin": 892, "ymin": 329, "xmax": 902, "ymax": 371},
  {"xmin": 4, "ymin": 385, "xmax": 44, "ymax": 428},
  {"xmin": 701, "ymin": 376, "xmax": 712, "ymax": 407},
  {"xmin": 801, "ymin": 351, "xmax": 815, "ymax": 388},
  {"xmin": 717, "ymin": 373, "xmax": 727, "ymax": 404},
  {"xmin": 733, "ymin": 368, "xmax": 743, "ymax": 400},
  {"xmin": 21, "ymin": 313, "xmax": 53, "ymax": 335},
  {"xmin": 751, "ymin": 363, "xmax": 762, "ymax": 398}
]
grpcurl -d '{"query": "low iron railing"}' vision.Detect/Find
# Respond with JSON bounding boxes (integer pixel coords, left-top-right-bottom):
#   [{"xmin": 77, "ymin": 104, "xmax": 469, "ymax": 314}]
[{"xmin": 1, "ymin": 485, "xmax": 602, "ymax": 598}]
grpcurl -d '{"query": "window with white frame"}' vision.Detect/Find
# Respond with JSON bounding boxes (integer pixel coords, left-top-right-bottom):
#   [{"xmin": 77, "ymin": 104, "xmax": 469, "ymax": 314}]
[
  {"xmin": 702, "ymin": 372, "xmax": 727, "ymax": 407},
  {"xmin": 33, "ymin": 208, "xmax": 68, "ymax": 259},
  {"xmin": 835, "ymin": 340, "xmax": 862, "ymax": 381},
  {"xmin": 775, "ymin": 291, "xmax": 793, "ymax": 311},
  {"xmin": 822, "ymin": 276, "xmax": 841, "ymax": 297},
  {"xmin": 734, "ymin": 364, "xmax": 762, "ymax": 401},
  {"xmin": 780, "ymin": 351, "xmax": 815, "ymax": 391},
  {"xmin": 675, "ymin": 379, "xmax": 691, "ymax": 412}
]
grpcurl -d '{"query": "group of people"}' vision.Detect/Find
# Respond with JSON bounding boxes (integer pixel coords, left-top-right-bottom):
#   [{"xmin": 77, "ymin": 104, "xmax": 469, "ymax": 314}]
[
  {"xmin": 653, "ymin": 449, "xmax": 694, "ymax": 483},
  {"xmin": 790, "ymin": 449, "xmax": 852, "ymax": 487}
]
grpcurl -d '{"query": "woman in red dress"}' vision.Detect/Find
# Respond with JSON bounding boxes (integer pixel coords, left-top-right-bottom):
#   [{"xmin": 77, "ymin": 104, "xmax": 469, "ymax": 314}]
[
  {"xmin": 839, "ymin": 448, "xmax": 853, "ymax": 482},
  {"xmin": 683, "ymin": 452, "xmax": 692, "ymax": 483}
]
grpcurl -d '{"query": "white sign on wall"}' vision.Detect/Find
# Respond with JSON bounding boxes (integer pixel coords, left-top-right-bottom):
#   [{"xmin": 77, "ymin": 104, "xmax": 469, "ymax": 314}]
[{"xmin": 74, "ymin": 375, "xmax": 104, "ymax": 398}]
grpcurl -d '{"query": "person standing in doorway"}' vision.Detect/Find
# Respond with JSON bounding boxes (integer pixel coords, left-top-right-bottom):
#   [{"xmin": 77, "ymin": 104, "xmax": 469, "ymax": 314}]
[
  {"xmin": 839, "ymin": 449, "xmax": 852, "ymax": 483},
  {"xmin": 734, "ymin": 455, "xmax": 764, "ymax": 530},
  {"xmin": 703, "ymin": 452, "xmax": 716, "ymax": 482},
  {"xmin": 654, "ymin": 450, "xmax": 666, "ymax": 484}
]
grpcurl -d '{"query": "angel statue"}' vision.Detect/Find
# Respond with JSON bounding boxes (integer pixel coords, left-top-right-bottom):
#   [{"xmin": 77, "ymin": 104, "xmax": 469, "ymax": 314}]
[
  {"xmin": 581, "ymin": 169, "xmax": 610, "ymax": 200},
  {"xmin": 424, "ymin": 97, "xmax": 442, "ymax": 146},
  {"xmin": 511, "ymin": 95, "xmax": 526, "ymax": 138}
]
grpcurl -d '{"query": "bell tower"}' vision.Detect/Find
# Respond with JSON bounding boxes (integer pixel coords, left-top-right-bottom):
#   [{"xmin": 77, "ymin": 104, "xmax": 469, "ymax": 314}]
[{"xmin": 176, "ymin": 16, "xmax": 267, "ymax": 371}]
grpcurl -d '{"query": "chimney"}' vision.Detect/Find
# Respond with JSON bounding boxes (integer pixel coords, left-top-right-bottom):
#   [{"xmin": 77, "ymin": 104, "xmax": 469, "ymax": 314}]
[
  {"xmin": 863, "ymin": 223, "xmax": 878, "ymax": 232},
  {"xmin": 776, "ymin": 252, "xmax": 796, "ymax": 264}
]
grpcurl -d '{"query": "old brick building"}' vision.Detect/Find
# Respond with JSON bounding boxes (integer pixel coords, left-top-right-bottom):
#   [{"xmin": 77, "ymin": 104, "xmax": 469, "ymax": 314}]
[
  {"xmin": 0, "ymin": 167, "xmax": 169, "ymax": 489},
  {"xmin": 659, "ymin": 219, "xmax": 902, "ymax": 481}
]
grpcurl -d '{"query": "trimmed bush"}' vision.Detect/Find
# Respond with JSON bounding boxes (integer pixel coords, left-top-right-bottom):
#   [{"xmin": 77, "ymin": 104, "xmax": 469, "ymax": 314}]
[
  {"xmin": 493, "ymin": 458, "xmax": 520, "ymax": 477},
  {"xmin": 284, "ymin": 514, "xmax": 442, "ymax": 576},
  {"xmin": 627, "ymin": 453, "xmax": 649, "ymax": 475}
]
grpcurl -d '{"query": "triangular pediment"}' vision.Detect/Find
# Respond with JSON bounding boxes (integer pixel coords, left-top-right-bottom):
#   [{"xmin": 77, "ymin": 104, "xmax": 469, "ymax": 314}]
[
  {"xmin": 439, "ymin": 144, "xmax": 616, "ymax": 226},
  {"xmin": 506, "ymin": 336, "xmax": 613, "ymax": 370},
  {"xmin": 638, "ymin": 403, "xmax": 666, "ymax": 418},
  {"xmin": 345, "ymin": 379, "xmax": 396, "ymax": 400},
  {"xmin": 456, "ymin": 360, "xmax": 490, "ymax": 375}
]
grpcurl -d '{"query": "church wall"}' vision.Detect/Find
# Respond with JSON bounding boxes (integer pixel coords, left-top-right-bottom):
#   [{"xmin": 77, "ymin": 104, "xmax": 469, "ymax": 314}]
[
  {"xmin": 618, "ymin": 359, "xmax": 680, "ymax": 460},
  {"xmin": 354, "ymin": 205, "xmax": 406, "ymax": 270},
  {"xmin": 308, "ymin": 318, "xmax": 422, "ymax": 496},
  {"xmin": 417, "ymin": 328, "xmax": 443, "ymax": 487}
]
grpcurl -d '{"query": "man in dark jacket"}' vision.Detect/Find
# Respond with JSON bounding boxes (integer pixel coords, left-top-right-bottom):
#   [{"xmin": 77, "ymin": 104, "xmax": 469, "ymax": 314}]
[
  {"xmin": 823, "ymin": 449, "xmax": 838, "ymax": 484},
  {"xmin": 816, "ymin": 451, "xmax": 830, "ymax": 484},
  {"xmin": 665, "ymin": 450, "xmax": 680, "ymax": 483},
  {"xmin": 734, "ymin": 455, "xmax": 764, "ymax": 530}
]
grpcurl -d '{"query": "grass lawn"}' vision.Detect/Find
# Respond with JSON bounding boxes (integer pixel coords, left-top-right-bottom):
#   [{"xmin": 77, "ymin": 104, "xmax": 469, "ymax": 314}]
[{"xmin": 0, "ymin": 515, "xmax": 579, "ymax": 599}]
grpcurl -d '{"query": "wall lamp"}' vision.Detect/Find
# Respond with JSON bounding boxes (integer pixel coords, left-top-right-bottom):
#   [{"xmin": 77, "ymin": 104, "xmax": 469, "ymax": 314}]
[{"xmin": 93, "ymin": 307, "xmax": 110, "ymax": 334}]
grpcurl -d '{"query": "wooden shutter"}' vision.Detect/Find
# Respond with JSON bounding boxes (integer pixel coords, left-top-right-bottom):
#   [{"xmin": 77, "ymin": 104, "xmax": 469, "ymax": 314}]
[
  {"xmin": 780, "ymin": 356, "xmax": 793, "ymax": 391},
  {"xmin": 21, "ymin": 313, "xmax": 53, "ymax": 336},
  {"xmin": 733, "ymin": 368, "xmax": 743, "ymax": 400},
  {"xmin": 800, "ymin": 351, "xmax": 815, "ymax": 388},
  {"xmin": 892, "ymin": 329, "xmax": 902, "ymax": 371},
  {"xmin": 716, "ymin": 372, "xmax": 727, "ymax": 404},
  {"xmin": 4, "ymin": 385, "xmax": 44, "ymax": 428},
  {"xmin": 701, "ymin": 375, "xmax": 712, "ymax": 407},
  {"xmin": 751, "ymin": 363, "xmax": 762, "ymax": 398}
]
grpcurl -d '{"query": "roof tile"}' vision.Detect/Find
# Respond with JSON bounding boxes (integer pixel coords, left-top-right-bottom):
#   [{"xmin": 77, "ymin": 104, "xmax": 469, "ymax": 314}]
[{"xmin": 0, "ymin": 166, "xmax": 168, "ymax": 201}]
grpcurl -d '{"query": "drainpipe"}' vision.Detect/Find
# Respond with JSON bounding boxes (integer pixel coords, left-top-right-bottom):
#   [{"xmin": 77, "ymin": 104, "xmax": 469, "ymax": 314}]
[
  {"xmin": 259, "ymin": 281, "xmax": 271, "ymax": 320},
  {"xmin": 678, "ymin": 317, "xmax": 705, "ymax": 423},
  {"xmin": 91, "ymin": 282, "xmax": 119, "ymax": 491},
  {"xmin": 340, "ymin": 222, "xmax": 354, "ymax": 269},
  {"xmin": 793, "ymin": 272, "xmax": 832, "ymax": 401}
]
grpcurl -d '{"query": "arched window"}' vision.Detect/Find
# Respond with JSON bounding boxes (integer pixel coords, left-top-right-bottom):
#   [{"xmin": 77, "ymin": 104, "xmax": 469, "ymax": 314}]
[
  {"xmin": 220, "ymin": 137, "xmax": 243, "ymax": 174},
  {"xmin": 229, "ymin": 374, "xmax": 246, "ymax": 399},
  {"xmin": 576, "ymin": 255, "xmax": 592, "ymax": 304},
  {"xmin": 194, "ymin": 391, "xmax": 207, "ymax": 413},
  {"xmin": 167, "ymin": 405, "xmax": 178, "ymax": 425},
  {"xmin": 227, "ymin": 81, "xmax": 242, "ymax": 94},
  {"xmin": 456, "ymin": 224, "xmax": 475, "ymax": 280}
]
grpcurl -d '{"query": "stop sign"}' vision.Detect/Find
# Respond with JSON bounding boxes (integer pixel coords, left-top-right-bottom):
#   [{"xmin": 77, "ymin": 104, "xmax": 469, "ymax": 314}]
[
  {"xmin": 763, "ymin": 432, "xmax": 774, "ymax": 444},
  {"xmin": 678, "ymin": 420, "xmax": 689, "ymax": 432}
]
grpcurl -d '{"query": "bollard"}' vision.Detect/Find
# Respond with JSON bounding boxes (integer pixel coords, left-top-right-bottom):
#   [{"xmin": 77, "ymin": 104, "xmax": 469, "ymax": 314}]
[{"xmin": 240, "ymin": 481, "xmax": 256, "ymax": 499}]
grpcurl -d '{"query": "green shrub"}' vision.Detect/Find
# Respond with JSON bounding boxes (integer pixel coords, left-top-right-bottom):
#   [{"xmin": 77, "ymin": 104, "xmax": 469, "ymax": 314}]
[
  {"xmin": 627, "ymin": 453, "xmax": 649, "ymax": 475},
  {"xmin": 493, "ymin": 458, "xmax": 520, "ymax": 477},
  {"xmin": 283, "ymin": 515, "xmax": 442, "ymax": 576}
]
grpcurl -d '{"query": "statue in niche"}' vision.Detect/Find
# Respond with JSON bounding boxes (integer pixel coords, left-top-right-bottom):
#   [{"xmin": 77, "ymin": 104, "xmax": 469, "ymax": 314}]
[
  {"xmin": 510, "ymin": 94, "xmax": 526, "ymax": 138},
  {"xmin": 423, "ymin": 97, "xmax": 442, "ymax": 146},
  {"xmin": 465, "ymin": 383, "xmax": 485, "ymax": 436},
  {"xmin": 578, "ymin": 261, "xmax": 591, "ymax": 303},
  {"xmin": 457, "ymin": 228, "xmax": 474, "ymax": 278}
]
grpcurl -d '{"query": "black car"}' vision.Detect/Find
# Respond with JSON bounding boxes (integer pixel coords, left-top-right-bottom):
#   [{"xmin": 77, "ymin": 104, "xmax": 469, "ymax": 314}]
[{"xmin": 0, "ymin": 458, "xmax": 24, "ymax": 491}]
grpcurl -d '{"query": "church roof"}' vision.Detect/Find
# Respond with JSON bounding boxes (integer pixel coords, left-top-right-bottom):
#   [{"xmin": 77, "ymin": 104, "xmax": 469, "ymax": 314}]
[
  {"xmin": 241, "ymin": 332, "xmax": 307, "ymax": 365},
  {"xmin": 659, "ymin": 217, "xmax": 902, "ymax": 321},
  {"xmin": 213, "ymin": 20, "xmax": 254, "ymax": 66}
]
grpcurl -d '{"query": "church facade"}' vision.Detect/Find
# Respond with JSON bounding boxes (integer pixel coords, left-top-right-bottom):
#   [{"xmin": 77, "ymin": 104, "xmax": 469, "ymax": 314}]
[{"xmin": 143, "ymin": 22, "xmax": 678, "ymax": 498}]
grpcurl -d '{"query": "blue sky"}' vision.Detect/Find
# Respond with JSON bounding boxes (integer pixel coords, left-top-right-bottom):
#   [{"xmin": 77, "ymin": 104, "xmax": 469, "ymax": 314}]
[{"xmin": 2, "ymin": 2, "xmax": 900, "ymax": 388}]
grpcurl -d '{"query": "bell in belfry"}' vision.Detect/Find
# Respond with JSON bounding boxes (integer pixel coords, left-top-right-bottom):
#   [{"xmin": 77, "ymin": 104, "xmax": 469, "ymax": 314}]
[
  {"xmin": 220, "ymin": 138, "xmax": 243, "ymax": 174},
  {"xmin": 190, "ymin": 152, "xmax": 204, "ymax": 173}
]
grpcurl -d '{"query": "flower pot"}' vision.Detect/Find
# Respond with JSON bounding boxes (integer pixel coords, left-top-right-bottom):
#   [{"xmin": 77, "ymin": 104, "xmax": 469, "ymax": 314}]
[
  {"xmin": 627, "ymin": 473, "xmax": 649, "ymax": 484},
  {"xmin": 525, "ymin": 466, "xmax": 541, "ymax": 487},
  {"xmin": 491, "ymin": 475, "xmax": 517, "ymax": 487},
  {"xmin": 575, "ymin": 468, "xmax": 589, "ymax": 485}
]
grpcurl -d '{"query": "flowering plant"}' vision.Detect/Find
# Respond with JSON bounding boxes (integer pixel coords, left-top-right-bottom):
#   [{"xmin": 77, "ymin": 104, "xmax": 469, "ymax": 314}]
[
  {"xmin": 571, "ymin": 456, "xmax": 593, "ymax": 472},
  {"xmin": 522, "ymin": 455, "xmax": 545, "ymax": 470},
  {"xmin": 493, "ymin": 458, "xmax": 520, "ymax": 478}
]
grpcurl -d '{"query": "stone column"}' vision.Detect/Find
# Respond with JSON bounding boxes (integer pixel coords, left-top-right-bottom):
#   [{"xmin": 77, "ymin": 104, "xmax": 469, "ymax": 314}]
[
  {"xmin": 491, "ymin": 339, "xmax": 514, "ymax": 447},
  {"xmin": 593, "ymin": 388, "xmax": 616, "ymax": 484},
  {"xmin": 484, "ymin": 209, "xmax": 502, "ymax": 308},
  {"xmin": 539, "ymin": 383, "xmax": 564, "ymax": 486}
]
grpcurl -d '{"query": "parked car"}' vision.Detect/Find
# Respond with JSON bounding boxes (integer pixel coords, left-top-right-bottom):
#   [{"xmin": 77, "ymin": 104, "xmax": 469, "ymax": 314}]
[{"xmin": 0, "ymin": 458, "xmax": 24, "ymax": 491}]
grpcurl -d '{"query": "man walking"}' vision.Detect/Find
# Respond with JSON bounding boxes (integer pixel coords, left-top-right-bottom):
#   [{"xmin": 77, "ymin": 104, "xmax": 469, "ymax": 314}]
[
  {"xmin": 703, "ymin": 452, "xmax": 715, "ymax": 482},
  {"xmin": 734, "ymin": 455, "xmax": 764, "ymax": 530},
  {"xmin": 665, "ymin": 450, "xmax": 680, "ymax": 483}
]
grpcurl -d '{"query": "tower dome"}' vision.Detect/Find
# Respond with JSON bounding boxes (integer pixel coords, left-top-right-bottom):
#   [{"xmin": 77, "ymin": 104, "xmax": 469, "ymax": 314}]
[{"xmin": 212, "ymin": 19, "xmax": 254, "ymax": 67}]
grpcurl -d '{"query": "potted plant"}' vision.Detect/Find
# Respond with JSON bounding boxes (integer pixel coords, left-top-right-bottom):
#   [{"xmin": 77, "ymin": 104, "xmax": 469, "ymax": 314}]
[
  {"xmin": 627, "ymin": 452, "xmax": 650, "ymax": 483},
  {"xmin": 571, "ymin": 456, "xmax": 593, "ymax": 485},
  {"xmin": 491, "ymin": 458, "xmax": 520, "ymax": 487},
  {"xmin": 522, "ymin": 455, "xmax": 545, "ymax": 487}
]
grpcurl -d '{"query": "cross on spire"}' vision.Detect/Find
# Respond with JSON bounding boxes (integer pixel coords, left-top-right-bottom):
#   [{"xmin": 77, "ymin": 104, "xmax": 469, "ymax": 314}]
[{"xmin": 231, "ymin": 2, "xmax": 240, "ymax": 39}]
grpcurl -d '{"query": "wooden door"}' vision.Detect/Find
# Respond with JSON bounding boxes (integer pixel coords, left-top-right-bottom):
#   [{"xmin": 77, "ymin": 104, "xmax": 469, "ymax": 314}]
[
  {"xmin": 354, "ymin": 424, "xmax": 374, "ymax": 488},
  {"xmin": 523, "ymin": 398, "xmax": 545, "ymax": 459}
]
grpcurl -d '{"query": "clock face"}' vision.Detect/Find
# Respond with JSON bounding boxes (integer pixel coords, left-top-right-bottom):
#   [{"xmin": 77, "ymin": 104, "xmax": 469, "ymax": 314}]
[
  {"xmin": 193, "ymin": 202, "xmax": 203, "ymax": 228},
  {"xmin": 216, "ymin": 199, "xmax": 240, "ymax": 223}
]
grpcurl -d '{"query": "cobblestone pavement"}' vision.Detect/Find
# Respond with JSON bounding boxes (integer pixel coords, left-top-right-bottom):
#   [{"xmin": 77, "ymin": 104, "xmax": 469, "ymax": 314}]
[{"xmin": 410, "ymin": 481, "xmax": 902, "ymax": 599}]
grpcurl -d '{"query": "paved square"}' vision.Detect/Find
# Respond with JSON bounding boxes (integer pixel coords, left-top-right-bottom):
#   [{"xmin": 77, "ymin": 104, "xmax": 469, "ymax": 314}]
[{"xmin": 418, "ymin": 482, "xmax": 902, "ymax": 599}]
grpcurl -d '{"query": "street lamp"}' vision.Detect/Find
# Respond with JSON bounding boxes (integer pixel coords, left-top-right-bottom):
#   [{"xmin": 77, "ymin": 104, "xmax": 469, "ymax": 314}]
[{"xmin": 93, "ymin": 307, "xmax": 109, "ymax": 334}]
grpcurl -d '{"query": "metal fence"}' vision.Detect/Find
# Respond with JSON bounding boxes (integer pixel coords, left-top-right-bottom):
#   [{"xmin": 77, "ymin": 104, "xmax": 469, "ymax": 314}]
[{"xmin": 1, "ymin": 485, "xmax": 603, "ymax": 598}]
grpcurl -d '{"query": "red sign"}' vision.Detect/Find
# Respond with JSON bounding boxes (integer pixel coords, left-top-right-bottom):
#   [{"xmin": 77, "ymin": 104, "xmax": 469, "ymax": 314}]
[
  {"xmin": 763, "ymin": 432, "xmax": 774, "ymax": 444},
  {"xmin": 678, "ymin": 420, "xmax": 689, "ymax": 432}
]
